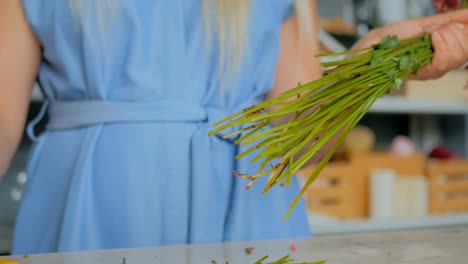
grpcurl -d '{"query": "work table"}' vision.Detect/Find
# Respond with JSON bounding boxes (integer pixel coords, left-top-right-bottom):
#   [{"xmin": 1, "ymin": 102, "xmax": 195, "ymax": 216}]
[{"xmin": 4, "ymin": 226, "xmax": 468, "ymax": 264}]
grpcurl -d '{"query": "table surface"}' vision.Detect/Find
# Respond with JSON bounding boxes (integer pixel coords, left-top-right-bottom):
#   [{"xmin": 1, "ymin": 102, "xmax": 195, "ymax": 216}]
[{"xmin": 4, "ymin": 226, "xmax": 468, "ymax": 264}]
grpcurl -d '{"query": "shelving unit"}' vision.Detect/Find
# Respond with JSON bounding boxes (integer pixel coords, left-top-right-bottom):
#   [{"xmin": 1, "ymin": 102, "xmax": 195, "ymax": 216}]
[
  {"xmin": 306, "ymin": 94, "xmax": 468, "ymax": 236},
  {"xmin": 368, "ymin": 96, "xmax": 468, "ymax": 157},
  {"xmin": 309, "ymin": 213, "xmax": 468, "ymax": 236},
  {"xmin": 370, "ymin": 97, "xmax": 468, "ymax": 115}
]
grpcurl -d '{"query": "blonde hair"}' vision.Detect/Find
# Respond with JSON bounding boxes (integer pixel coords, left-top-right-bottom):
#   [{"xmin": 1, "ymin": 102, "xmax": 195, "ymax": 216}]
[{"xmin": 69, "ymin": 0, "xmax": 315, "ymax": 81}]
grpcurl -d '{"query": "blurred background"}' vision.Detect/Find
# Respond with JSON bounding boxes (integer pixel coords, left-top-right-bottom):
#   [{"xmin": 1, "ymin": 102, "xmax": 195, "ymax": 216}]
[
  {"xmin": 1, "ymin": 0, "xmax": 467, "ymax": 255},
  {"xmin": 302, "ymin": 0, "xmax": 468, "ymax": 237}
]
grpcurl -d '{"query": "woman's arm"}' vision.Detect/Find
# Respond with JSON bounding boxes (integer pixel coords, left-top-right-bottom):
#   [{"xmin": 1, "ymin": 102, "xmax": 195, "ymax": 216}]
[
  {"xmin": 269, "ymin": 1, "xmax": 340, "ymax": 163},
  {"xmin": 0, "ymin": 0, "xmax": 41, "ymax": 178},
  {"xmin": 268, "ymin": 0, "xmax": 322, "ymax": 101},
  {"xmin": 272, "ymin": 8, "xmax": 468, "ymax": 103}
]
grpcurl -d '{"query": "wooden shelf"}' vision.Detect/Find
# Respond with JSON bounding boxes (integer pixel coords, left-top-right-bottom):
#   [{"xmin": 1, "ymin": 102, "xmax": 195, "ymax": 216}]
[
  {"xmin": 309, "ymin": 213, "xmax": 468, "ymax": 236},
  {"xmin": 369, "ymin": 96, "xmax": 468, "ymax": 115}
]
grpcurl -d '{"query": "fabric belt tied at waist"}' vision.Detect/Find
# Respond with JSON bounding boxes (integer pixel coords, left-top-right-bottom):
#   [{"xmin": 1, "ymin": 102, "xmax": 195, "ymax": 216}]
[{"xmin": 27, "ymin": 99, "xmax": 263, "ymax": 142}]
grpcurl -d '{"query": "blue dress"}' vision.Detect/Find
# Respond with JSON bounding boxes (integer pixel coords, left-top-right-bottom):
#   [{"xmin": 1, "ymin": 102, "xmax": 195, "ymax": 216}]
[{"xmin": 13, "ymin": 0, "xmax": 310, "ymax": 254}]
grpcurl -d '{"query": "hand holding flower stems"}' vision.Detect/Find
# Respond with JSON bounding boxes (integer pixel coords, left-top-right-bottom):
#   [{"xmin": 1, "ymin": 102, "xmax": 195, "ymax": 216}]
[
  {"xmin": 210, "ymin": 34, "xmax": 434, "ymax": 219},
  {"xmin": 353, "ymin": 8, "xmax": 468, "ymax": 80},
  {"xmin": 209, "ymin": 6, "xmax": 468, "ymax": 220}
]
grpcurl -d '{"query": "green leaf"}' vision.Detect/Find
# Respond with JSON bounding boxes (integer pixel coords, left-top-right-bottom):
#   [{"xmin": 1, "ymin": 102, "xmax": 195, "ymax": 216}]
[
  {"xmin": 385, "ymin": 69, "xmax": 396, "ymax": 81},
  {"xmin": 394, "ymin": 78, "xmax": 403, "ymax": 90},
  {"xmin": 372, "ymin": 35, "xmax": 400, "ymax": 50},
  {"xmin": 370, "ymin": 55, "xmax": 384, "ymax": 66},
  {"xmin": 399, "ymin": 55, "xmax": 410, "ymax": 71},
  {"xmin": 407, "ymin": 52, "xmax": 417, "ymax": 70}
]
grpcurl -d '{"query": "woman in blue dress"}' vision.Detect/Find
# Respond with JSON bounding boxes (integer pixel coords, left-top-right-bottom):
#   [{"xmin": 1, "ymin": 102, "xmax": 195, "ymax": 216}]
[{"xmin": 0, "ymin": 0, "xmax": 467, "ymax": 254}]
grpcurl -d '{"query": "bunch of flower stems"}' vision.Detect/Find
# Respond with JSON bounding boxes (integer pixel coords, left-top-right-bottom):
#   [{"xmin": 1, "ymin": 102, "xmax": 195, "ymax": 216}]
[{"xmin": 209, "ymin": 35, "xmax": 434, "ymax": 219}]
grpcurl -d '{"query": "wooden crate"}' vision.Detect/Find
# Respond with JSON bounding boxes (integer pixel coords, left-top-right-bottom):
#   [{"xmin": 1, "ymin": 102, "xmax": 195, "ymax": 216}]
[
  {"xmin": 297, "ymin": 162, "xmax": 366, "ymax": 219},
  {"xmin": 351, "ymin": 152, "xmax": 426, "ymax": 216},
  {"xmin": 404, "ymin": 70, "xmax": 468, "ymax": 101},
  {"xmin": 428, "ymin": 160, "xmax": 468, "ymax": 214},
  {"xmin": 352, "ymin": 152, "xmax": 426, "ymax": 176}
]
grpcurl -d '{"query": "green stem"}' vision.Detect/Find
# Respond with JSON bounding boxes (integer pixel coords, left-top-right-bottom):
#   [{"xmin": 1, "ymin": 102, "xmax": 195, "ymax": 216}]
[{"xmin": 283, "ymin": 84, "xmax": 391, "ymax": 219}]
